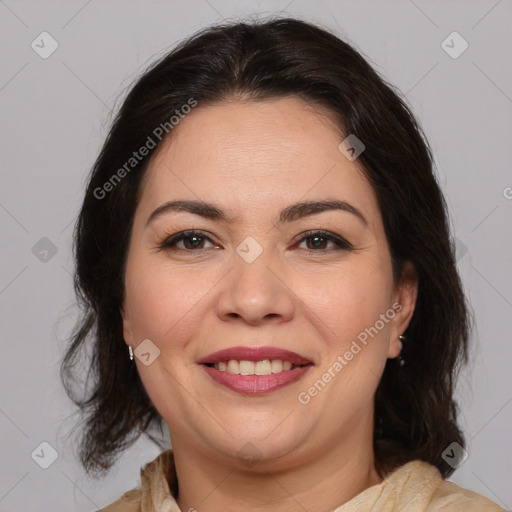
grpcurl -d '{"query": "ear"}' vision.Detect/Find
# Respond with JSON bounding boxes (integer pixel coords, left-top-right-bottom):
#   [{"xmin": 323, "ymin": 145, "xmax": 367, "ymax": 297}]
[{"xmin": 387, "ymin": 261, "xmax": 418, "ymax": 358}]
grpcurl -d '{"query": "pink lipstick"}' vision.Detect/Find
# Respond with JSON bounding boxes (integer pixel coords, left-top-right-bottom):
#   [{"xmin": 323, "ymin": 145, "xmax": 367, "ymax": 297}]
[{"xmin": 198, "ymin": 346, "xmax": 313, "ymax": 395}]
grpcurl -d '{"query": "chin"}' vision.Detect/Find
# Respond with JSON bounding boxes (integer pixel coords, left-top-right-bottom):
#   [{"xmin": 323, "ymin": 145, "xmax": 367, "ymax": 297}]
[{"xmin": 217, "ymin": 430, "xmax": 309, "ymax": 469}]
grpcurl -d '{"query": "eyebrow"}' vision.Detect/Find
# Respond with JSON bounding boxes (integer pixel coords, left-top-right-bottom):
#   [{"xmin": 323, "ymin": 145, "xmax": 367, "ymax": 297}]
[{"xmin": 145, "ymin": 198, "xmax": 368, "ymax": 228}]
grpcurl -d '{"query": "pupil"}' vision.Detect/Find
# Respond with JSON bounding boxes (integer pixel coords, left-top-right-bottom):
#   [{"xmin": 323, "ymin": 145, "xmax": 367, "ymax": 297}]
[
  {"xmin": 310, "ymin": 236, "xmax": 325, "ymax": 249},
  {"xmin": 185, "ymin": 235, "xmax": 327, "ymax": 250},
  {"xmin": 187, "ymin": 236, "xmax": 202, "ymax": 248}
]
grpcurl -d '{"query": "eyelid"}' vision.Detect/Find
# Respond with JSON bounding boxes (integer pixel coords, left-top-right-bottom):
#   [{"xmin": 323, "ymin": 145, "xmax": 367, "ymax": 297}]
[
  {"xmin": 292, "ymin": 229, "xmax": 352, "ymax": 250},
  {"xmin": 157, "ymin": 229, "xmax": 219, "ymax": 251},
  {"xmin": 157, "ymin": 229, "xmax": 352, "ymax": 252}
]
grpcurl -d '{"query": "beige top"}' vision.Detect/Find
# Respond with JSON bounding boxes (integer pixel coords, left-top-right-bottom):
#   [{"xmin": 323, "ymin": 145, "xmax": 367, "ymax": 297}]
[{"xmin": 99, "ymin": 449, "xmax": 505, "ymax": 511}]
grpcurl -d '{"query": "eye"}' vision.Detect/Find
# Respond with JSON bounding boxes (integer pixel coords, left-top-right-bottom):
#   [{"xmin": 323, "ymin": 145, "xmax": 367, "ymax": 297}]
[
  {"xmin": 157, "ymin": 229, "xmax": 352, "ymax": 254},
  {"xmin": 294, "ymin": 230, "xmax": 352, "ymax": 253},
  {"xmin": 157, "ymin": 230, "xmax": 217, "ymax": 251}
]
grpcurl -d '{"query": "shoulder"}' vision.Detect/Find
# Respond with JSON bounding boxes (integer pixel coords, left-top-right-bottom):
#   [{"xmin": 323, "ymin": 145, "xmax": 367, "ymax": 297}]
[
  {"xmin": 389, "ymin": 460, "xmax": 504, "ymax": 512},
  {"xmin": 427, "ymin": 478, "xmax": 505, "ymax": 511},
  {"xmin": 97, "ymin": 449, "xmax": 175, "ymax": 512},
  {"xmin": 383, "ymin": 460, "xmax": 504, "ymax": 511},
  {"xmin": 97, "ymin": 489, "xmax": 141, "ymax": 512}
]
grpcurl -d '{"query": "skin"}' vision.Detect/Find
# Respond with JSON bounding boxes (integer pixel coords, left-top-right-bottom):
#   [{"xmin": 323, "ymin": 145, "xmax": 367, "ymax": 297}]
[{"xmin": 121, "ymin": 96, "xmax": 418, "ymax": 511}]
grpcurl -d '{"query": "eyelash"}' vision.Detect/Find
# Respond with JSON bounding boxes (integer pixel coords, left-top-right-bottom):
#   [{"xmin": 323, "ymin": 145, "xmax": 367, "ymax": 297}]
[{"xmin": 157, "ymin": 229, "xmax": 352, "ymax": 254}]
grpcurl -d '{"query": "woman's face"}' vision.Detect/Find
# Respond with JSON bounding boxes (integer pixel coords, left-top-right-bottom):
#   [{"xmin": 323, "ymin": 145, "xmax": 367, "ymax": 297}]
[{"xmin": 122, "ymin": 96, "xmax": 417, "ymax": 469}]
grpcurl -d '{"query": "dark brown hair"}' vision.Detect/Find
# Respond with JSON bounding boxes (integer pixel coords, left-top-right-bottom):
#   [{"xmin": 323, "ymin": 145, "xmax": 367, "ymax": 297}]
[{"xmin": 61, "ymin": 16, "xmax": 470, "ymax": 479}]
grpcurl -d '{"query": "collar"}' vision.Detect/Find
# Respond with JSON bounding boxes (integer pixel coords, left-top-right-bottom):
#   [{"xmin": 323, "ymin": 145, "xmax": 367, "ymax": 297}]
[{"xmin": 136, "ymin": 449, "xmax": 444, "ymax": 512}]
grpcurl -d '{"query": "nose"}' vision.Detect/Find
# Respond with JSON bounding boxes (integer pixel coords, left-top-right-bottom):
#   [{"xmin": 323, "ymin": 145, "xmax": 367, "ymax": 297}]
[{"xmin": 215, "ymin": 244, "xmax": 295, "ymax": 326}]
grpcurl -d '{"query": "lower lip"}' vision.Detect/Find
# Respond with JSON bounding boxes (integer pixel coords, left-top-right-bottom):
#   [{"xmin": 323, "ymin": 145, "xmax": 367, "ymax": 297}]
[{"xmin": 201, "ymin": 364, "xmax": 313, "ymax": 395}]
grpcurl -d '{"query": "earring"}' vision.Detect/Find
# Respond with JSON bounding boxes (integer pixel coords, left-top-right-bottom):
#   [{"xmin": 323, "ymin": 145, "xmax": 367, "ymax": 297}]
[
  {"xmin": 397, "ymin": 335, "xmax": 406, "ymax": 367},
  {"xmin": 128, "ymin": 345, "xmax": 135, "ymax": 373}
]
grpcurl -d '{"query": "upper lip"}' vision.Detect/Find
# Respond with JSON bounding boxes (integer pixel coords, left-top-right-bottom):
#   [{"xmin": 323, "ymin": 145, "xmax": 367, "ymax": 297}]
[{"xmin": 197, "ymin": 346, "xmax": 312, "ymax": 366}]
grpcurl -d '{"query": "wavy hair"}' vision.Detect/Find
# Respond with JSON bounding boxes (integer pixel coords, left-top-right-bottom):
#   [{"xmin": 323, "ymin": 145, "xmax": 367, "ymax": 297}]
[{"xmin": 61, "ymin": 16, "xmax": 471, "ymax": 479}]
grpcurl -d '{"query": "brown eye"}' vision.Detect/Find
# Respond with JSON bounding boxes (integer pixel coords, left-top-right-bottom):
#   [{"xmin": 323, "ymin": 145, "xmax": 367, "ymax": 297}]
[
  {"xmin": 158, "ymin": 229, "xmax": 351, "ymax": 254},
  {"xmin": 303, "ymin": 235, "xmax": 331, "ymax": 250},
  {"xmin": 159, "ymin": 231, "xmax": 216, "ymax": 251},
  {"xmin": 180, "ymin": 234, "xmax": 207, "ymax": 250},
  {"xmin": 296, "ymin": 230, "xmax": 352, "ymax": 252}
]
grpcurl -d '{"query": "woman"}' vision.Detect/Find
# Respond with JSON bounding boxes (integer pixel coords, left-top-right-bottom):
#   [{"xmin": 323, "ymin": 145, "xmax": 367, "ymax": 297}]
[{"xmin": 61, "ymin": 17, "xmax": 505, "ymax": 512}]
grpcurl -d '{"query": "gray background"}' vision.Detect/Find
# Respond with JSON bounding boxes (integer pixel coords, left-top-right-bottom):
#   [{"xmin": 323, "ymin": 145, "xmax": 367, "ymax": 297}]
[{"xmin": 0, "ymin": 0, "xmax": 511, "ymax": 510}]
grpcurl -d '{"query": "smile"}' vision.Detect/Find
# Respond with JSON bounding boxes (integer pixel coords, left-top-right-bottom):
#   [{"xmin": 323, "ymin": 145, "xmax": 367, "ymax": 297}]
[
  {"xmin": 210, "ymin": 359, "xmax": 300, "ymax": 375},
  {"xmin": 198, "ymin": 345, "xmax": 314, "ymax": 395}
]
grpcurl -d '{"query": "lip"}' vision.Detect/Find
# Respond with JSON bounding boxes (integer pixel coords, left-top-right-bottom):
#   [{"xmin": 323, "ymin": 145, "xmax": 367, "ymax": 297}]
[
  {"xmin": 198, "ymin": 345, "xmax": 313, "ymax": 396},
  {"xmin": 201, "ymin": 364, "xmax": 313, "ymax": 395},
  {"xmin": 197, "ymin": 346, "xmax": 312, "ymax": 366}
]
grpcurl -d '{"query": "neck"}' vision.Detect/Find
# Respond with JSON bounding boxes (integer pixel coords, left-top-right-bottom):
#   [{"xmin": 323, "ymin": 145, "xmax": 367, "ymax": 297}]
[{"xmin": 171, "ymin": 417, "xmax": 383, "ymax": 512}]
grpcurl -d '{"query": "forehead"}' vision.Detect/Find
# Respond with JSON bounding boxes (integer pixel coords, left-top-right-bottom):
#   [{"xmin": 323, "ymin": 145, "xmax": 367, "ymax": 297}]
[{"xmin": 139, "ymin": 97, "xmax": 381, "ymax": 228}]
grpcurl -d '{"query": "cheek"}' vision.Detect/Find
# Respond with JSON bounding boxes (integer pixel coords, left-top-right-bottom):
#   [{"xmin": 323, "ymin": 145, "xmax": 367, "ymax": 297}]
[
  {"xmin": 123, "ymin": 259, "xmax": 211, "ymax": 423},
  {"xmin": 123, "ymin": 257, "xmax": 211, "ymax": 345},
  {"xmin": 308, "ymin": 267, "xmax": 393, "ymax": 394},
  {"xmin": 297, "ymin": 260, "xmax": 392, "ymax": 342}
]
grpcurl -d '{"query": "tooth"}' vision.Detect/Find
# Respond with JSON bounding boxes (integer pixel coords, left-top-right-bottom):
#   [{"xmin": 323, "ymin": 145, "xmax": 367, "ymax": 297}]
[
  {"xmin": 239, "ymin": 360, "xmax": 255, "ymax": 375},
  {"xmin": 271, "ymin": 359, "xmax": 283, "ymax": 373},
  {"xmin": 227, "ymin": 360, "xmax": 240, "ymax": 374},
  {"xmin": 218, "ymin": 359, "xmax": 296, "ymax": 375},
  {"xmin": 255, "ymin": 360, "xmax": 272, "ymax": 375}
]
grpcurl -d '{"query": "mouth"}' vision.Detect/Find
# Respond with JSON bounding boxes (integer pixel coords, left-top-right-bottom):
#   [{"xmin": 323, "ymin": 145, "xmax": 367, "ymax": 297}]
[
  {"xmin": 198, "ymin": 346, "xmax": 314, "ymax": 395},
  {"xmin": 203, "ymin": 359, "xmax": 307, "ymax": 374}
]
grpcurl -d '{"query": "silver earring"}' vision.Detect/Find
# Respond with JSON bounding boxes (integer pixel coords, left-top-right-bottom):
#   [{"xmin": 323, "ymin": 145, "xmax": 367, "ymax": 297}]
[
  {"xmin": 128, "ymin": 345, "xmax": 134, "ymax": 361},
  {"xmin": 397, "ymin": 335, "xmax": 406, "ymax": 367}
]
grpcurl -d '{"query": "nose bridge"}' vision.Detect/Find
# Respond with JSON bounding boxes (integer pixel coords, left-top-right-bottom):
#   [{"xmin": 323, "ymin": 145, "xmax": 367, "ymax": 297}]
[
  {"xmin": 216, "ymin": 234, "xmax": 294, "ymax": 323},
  {"xmin": 233, "ymin": 233, "xmax": 280, "ymax": 297}
]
